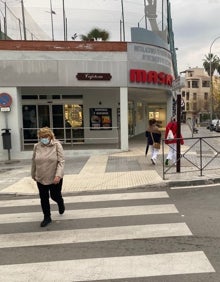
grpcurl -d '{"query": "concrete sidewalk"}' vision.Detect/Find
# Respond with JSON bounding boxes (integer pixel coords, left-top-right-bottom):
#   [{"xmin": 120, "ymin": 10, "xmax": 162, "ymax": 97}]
[{"xmin": 1, "ymin": 124, "xmax": 220, "ymax": 195}]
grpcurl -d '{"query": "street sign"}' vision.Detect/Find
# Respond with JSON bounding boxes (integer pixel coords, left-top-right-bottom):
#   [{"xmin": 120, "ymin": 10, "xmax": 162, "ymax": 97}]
[
  {"xmin": 181, "ymin": 98, "xmax": 185, "ymax": 108},
  {"xmin": 0, "ymin": 107, "xmax": 10, "ymax": 112},
  {"xmin": 172, "ymin": 76, "xmax": 185, "ymax": 91},
  {"xmin": 0, "ymin": 93, "xmax": 12, "ymax": 108}
]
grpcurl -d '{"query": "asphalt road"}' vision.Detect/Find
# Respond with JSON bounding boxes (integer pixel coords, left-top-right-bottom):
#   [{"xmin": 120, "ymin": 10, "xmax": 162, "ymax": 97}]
[
  {"xmin": 168, "ymin": 183, "xmax": 220, "ymax": 282},
  {"xmin": 0, "ymin": 185, "xmax": 219, "ymax": 281}
]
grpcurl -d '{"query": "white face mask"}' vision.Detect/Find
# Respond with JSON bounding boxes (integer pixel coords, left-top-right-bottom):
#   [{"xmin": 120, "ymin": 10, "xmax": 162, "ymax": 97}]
[{"xmin": 40, "ymin": 137, "xmax": 50, "ymax": 145}]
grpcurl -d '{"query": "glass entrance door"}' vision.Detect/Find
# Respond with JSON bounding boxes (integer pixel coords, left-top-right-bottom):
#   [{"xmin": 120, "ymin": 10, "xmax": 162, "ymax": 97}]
[
  {"xmin": 128, "ymin": 101, "xmax": 135, "ymax": 136},
  {"xmin": 37, "ymin": 105, "xmax": 64, "ymax": 140},
  {"xmin": 22, "ymin": 103, "xmax": 84, "ymax": 144}
]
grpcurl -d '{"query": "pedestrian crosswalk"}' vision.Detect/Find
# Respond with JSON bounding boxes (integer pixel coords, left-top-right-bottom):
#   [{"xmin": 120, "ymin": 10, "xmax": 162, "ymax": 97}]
[{"xmin": 0, "ymin": 190, "xmax": 215, "ymax": 281}]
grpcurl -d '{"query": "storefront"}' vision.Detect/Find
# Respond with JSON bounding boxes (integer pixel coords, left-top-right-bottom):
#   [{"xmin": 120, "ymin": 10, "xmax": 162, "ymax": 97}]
[{"xmin": 0, "ymin": 40, "xmax": 174, "ymax": 160}]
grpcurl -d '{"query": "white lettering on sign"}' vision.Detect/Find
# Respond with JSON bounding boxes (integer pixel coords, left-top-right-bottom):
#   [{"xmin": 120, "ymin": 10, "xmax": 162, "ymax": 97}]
[
  {"xmin": 132, "ymin": 44, "xmax": 172, "ymax": 67},
  {"xmin": 0, "ymin": 107, "xmax": 11, "ymax": 112}
]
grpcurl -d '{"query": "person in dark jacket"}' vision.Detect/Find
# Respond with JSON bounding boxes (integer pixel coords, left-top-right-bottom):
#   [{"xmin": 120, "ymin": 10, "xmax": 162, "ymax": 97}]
[{"xmin": 145, "ymin": 118, "xmax": 161, "ymax": 165}]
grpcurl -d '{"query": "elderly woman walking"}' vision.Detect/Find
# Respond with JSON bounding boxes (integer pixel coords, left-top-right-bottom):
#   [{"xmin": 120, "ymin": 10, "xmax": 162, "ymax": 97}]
[{"xmin": 31, "ymin": 127, "xmax": 65, "ymax": 227}]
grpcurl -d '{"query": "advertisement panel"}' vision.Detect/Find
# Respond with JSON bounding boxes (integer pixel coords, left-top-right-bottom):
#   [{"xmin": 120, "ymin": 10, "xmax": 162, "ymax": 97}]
[{"xmin": 90, "ymin": 108, "xmax": 112, "ymax": 130}]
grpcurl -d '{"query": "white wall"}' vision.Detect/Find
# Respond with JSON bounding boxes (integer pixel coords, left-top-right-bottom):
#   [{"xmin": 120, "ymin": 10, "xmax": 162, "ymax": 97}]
[
  {"xmin": 0, "ymin": 87, "xmax": 25, "ymax": 160},
  {"xmin": 83, "ymin": 89, "xmax": 119, "ymax": 144}
]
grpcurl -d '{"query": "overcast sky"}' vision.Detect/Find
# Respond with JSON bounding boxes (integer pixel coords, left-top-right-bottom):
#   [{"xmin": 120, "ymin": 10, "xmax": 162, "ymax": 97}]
[{"xmin": 4, "ymin": 0, "xmax": 220, "ymax": 74}]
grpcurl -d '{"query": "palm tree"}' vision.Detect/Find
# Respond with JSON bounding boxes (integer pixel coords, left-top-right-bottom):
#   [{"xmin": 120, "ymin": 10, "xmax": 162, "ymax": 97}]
[
  {"xmin": 203, "ymin": 53, "xmax": 220, "ymax": 76},
  {"xmin": 203, "ymin": 53, "xmax": 220, "ymax": 121},
  {"xmin": 80, "ymin": 28, "xmax": 110, "ymax": 41}
]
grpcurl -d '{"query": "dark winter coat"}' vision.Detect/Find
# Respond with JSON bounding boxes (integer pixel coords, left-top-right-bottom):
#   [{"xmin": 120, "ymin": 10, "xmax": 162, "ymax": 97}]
[{"xmin": 145, "ymin": 125, "xmax": 161, "ymax": 145}]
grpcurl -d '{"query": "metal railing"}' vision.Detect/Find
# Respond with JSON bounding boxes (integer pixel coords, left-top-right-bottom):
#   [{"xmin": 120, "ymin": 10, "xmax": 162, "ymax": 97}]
[
  {"xmin": 20, "ymin": 127, "xmax": 120, "ymax": 150},
  {"xmin": 162, "ymin": 135, "xmax": 220, "ymax": 180}
]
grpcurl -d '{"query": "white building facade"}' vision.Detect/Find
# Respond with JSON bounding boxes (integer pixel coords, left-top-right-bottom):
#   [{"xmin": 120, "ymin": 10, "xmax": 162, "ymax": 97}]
[
  {"xmin": 180, "ymin": 67, "xmax": 210, "ymax": 123},
  {"xmin": 0, "ymin": 40, "xmax": 174, "ymax": 160}
]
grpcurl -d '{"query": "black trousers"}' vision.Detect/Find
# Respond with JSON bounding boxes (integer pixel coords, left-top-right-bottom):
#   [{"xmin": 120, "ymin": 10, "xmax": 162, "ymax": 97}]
[{"xmin": 37, "ymin": 179, "xmax": 64, "ymax": 217}]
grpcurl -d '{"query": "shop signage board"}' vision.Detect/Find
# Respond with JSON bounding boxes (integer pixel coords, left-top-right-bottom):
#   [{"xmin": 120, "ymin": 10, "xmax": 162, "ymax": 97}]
[
  {"xmin": 90, "ymin": 108, "xmax": 112, "ymax": 130},
  {"xmin": 76, "ymin": 73, "xmax": 112, "ymax": 81}
]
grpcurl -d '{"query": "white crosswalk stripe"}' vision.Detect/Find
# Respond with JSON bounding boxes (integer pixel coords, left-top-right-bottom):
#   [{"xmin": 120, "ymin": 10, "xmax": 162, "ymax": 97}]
[
  {"xmin": 0, "ymin": 190, "xmax": 215, "ymax": 281},
  {"xmin": 0, "ymin": 204, "xmax": 178, "ymax": 224},
  {"xmin": 0, "ymin": 223, "xmax": 192, "ymax": 248},
  {"xmin": 0, "ymin": 191, "xmax": 169, "ymax": 207},
  {"xmin": 0, "ymin": 252, "xmax": 214, "ymax": 282}
]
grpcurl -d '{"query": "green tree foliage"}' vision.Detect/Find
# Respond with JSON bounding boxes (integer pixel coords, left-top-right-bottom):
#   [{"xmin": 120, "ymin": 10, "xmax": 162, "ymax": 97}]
[
  {"xmin": 203, "ymin": 53, "xmax": 220, "ymax": 76},
  {"xmin": 80, "ymin": 28, "xmax": 110, "ymax": 41},
  {"xmin": 203, "ymin": 53, "xmax": 220, "ymax": 117}
]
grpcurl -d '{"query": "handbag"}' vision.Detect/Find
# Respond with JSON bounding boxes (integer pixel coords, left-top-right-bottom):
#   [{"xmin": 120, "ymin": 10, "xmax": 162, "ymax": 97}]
[
  {"xmin": 167, "ymin": 129, "xmax": 174, "ymax": 140},
  {"xmin": 150, "ymin": 132, "xmax": 160, "ymax": 150},
  {"xmin": 153, "ymin": 142, "xmax": 161, "ymax": 149}
]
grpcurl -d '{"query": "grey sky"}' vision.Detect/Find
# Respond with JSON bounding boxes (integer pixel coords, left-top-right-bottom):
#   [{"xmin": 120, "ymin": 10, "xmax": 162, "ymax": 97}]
[{"xmin": 4, "ymin": 0, "xmax": 220, "ymax": 74}]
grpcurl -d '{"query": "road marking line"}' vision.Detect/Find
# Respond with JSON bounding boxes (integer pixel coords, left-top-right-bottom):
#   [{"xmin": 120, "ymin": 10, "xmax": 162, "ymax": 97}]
[
  {"xmin": 171, "ymin": 183, "xmax": 220, "ymax": 189},
  {"xmin": 0, "ymin": 252, "xmax": 214, "ymax": 280},
  {"xmin": 0, "ymin": 204, "xmax": 178, "ymax": 224},
  {"xmin": 0, "ymin": 191, "xmax": 169, "ymax": 207},
  {"xmin": 0, "ymin": 222, "xmax": 191, "ymax": 248}
]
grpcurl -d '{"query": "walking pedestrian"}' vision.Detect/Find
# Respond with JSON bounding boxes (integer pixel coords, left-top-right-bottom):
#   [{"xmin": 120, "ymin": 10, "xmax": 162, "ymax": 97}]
[
  {"xmin": 145, "ymin": 118, "xmax": 161, "ymax": 165},
  {"xmin": 31, "ymin": 127, "xmax": 65, "ymax": 227},
  {"xmin": 164, "ymin": 117, "xmax": 184, "ymax": 165}
]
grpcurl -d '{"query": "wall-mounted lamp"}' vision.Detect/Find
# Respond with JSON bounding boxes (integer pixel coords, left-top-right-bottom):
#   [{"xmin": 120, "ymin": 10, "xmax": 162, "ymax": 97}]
[{"xmin": 99, "ymin": 101, "xmax": 102, "ymax": 105}]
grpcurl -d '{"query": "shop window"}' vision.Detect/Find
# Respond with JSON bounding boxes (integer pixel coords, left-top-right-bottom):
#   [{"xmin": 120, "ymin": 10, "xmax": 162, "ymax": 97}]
[
  {"xmin": 136, "ymin": 102, "xmax": 143, "ymax": 121},
  {"xmin": 52, "ymin": 95, "xmax": 60, "ymax": 99},
  {"xmin": 128, "ymin": 101, "xmax": 135, "ymax": 136},
  {"xmin": 22, "ymin": 95, "xmax": 38, "ymax": 100},
  {"xmin": 62, "ymin": 95, "xmax": 82, "ymax": 99},
  {"xmin": 64, "ymin": 104, "xmax": 83, "ymax": 128},
  {"xmin": 22, "ymin": 105, "xmax": 37, "ymax": 140}
]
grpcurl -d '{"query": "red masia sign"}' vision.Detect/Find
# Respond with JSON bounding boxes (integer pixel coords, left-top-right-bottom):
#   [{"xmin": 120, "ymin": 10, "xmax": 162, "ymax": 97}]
[{"xmin": 130, "ymin": 69, "xmax": 173, "ymax": 86}]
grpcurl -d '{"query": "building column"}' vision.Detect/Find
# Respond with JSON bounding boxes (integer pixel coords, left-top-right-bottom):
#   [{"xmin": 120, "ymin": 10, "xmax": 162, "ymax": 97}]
[
  {"xmin": 0, "ymin": 87, "xmax": 21, "ymax": 160},
  {"xmin": 120, "ymin": 87, "xmax": 128, "ymax": 150}
]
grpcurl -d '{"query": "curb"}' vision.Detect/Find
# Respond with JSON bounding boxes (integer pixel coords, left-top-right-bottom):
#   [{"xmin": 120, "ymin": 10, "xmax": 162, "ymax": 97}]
[{"xmin": 166, "ymin": 177, "xmax": 220, "ymax": 188}]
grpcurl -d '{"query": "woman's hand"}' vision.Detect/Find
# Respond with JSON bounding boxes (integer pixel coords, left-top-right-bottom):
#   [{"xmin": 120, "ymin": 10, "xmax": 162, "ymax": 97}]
[{"xmin": 53, "ymin": 176, "xmax": 61, "ymax": 184}]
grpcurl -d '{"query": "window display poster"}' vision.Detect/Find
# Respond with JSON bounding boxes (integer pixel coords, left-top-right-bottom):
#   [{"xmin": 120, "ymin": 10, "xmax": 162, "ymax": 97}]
[{"xmin": 90, "ymin": 108, "xmax": 112, "ymax": 130}]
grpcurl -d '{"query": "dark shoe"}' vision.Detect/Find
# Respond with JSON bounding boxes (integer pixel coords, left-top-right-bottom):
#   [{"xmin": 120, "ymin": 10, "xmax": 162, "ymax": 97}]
[
  {"xmin": 40, "ymin": 217, "xmax": 52, "ymax": 227},
  {"xmin": 165, "ymin": 159, "xmax": 169, "ymax": 166},
  {"xmin": 58, "ymin": 203, "xmax": 65, "ymax": 215},
  {"xmin": 151, "ymin": 158, "xmax": 156, "ymax": 165}
]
